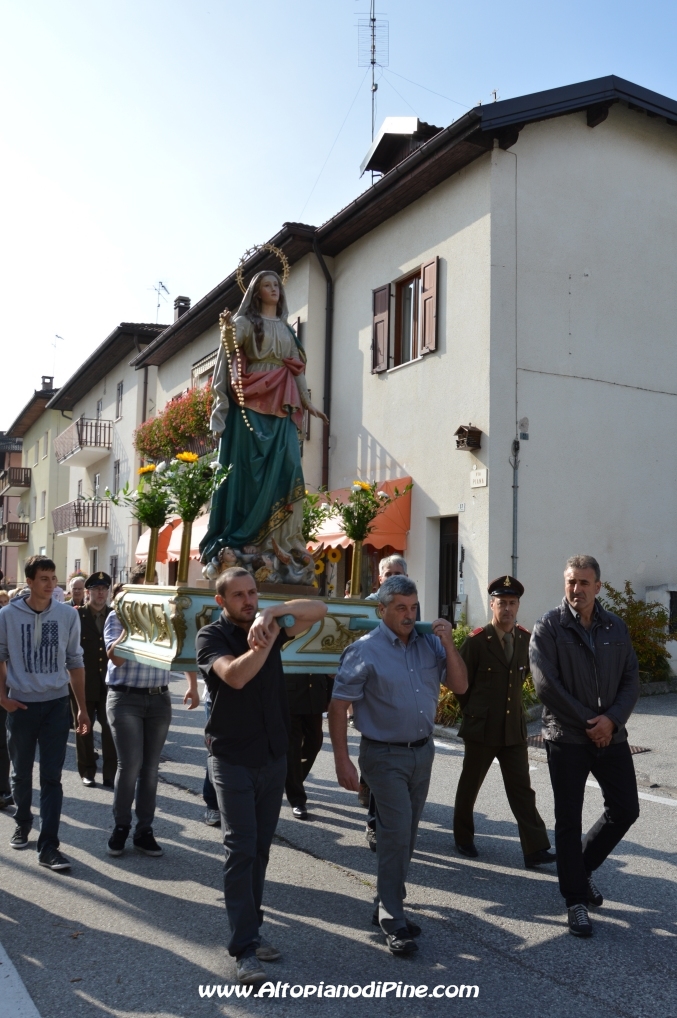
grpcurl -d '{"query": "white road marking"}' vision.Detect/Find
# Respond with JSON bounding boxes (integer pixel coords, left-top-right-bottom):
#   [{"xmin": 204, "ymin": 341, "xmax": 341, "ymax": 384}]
[
  {"xmin": 0, "ymin": 943, "xmax": 42, "ymax": 1017},
  {"xmin": 586, "ymin": 779, "xmax": 677, "ymax": 807}
]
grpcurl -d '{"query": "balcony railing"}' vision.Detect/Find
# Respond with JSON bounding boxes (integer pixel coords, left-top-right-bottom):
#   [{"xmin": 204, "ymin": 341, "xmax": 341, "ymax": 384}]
[
  {"xmin": 0, "ymin": 467, "xmax": 31, "ymax": 498},
  {"xmin": 52, "ymin": 499, "xmax": 110, "ymax": 535},
  {"xmin": 0, "ymin": 522, "xmax": 29, "ymax": 545},
  {"xmin": 53, "ymin": 418, "xmax": 112, "ymax": 466}
]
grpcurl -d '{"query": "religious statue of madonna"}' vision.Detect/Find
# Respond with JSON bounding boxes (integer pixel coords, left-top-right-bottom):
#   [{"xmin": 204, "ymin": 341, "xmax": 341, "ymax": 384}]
[{"xmin": 200, "ymin": 270, "xmax": 328, "ymax": 585}]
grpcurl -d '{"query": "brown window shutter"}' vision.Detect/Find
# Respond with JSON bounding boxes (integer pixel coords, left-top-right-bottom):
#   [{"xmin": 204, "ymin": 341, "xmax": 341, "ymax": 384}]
[
  {"xmin": 420, "ymin": 257, "xmax": 438, "ymax": 354},
  {"xmin": 372, "ymin": 284, "xmax": 390, "ymax": 372}
]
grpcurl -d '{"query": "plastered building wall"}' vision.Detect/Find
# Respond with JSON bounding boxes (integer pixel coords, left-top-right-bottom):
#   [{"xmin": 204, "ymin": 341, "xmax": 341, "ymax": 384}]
[
  {"xmin": 507, "ymin": 105, "xmax": 677, "ymax": 625},
  {"xmin": 326, "ymin": 158, "xmax": 493, "ymax": 620},
  {"xmin": 65, "ymin": 357, "xmax": 156, "ymax": 579},
  {"xmin": 18, "ymin": 409, "xmax": 70, "ymax": 582}
]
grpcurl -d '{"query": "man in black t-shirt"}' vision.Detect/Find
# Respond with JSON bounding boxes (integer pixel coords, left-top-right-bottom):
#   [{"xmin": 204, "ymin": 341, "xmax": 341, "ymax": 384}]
[{"xmin": 196, "ymin": 566, "xmax": 327, "ymax": 986}]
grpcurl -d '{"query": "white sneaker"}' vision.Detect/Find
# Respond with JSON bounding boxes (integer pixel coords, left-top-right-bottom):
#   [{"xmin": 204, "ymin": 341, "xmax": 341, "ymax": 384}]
[
  {"xmin": 256, "ymin": 938, "xmax": 281, "ymax": 961},
  {"xmin": 204, "ymin": 808, "xmax": 221, "ymax": 826},
  {"xmin": 236, "ymin": 955, "xmax": 266, "ymax": 984}
]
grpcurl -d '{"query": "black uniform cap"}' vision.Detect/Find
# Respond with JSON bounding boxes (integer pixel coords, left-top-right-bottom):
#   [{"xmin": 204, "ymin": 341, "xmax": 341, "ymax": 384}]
[
  {"xmin": 488, "ymin": 574, "xmax": 524, "ymax": 598},
  {"xmin": 84, "ymin": 571, "xmax": 112, "ymax": 589}
]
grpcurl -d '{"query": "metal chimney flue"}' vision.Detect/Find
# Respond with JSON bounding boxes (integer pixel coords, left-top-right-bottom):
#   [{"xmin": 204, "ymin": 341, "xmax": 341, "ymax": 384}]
[{"xmin": 174, "ymin": 296, "xmax": 191, "ymax": 321}]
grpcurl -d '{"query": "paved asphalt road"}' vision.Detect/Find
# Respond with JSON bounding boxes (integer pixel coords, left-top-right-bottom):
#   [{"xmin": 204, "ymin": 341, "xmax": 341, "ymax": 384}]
[{"xmin": 1, "ymin": 679, "xmax": 676, "ymax": 1018}]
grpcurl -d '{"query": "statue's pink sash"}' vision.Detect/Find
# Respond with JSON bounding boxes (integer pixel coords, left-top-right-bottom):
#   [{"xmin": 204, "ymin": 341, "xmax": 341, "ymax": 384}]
[{"xmin": 233, "ymin": 356, "xmax": 305, "ymax": 429}]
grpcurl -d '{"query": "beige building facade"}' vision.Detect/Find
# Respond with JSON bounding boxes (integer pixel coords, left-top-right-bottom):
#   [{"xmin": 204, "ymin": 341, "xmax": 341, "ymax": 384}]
[
  {"xmin": 46, "ymin": 324, "xmax": 165, "ymax": 583},
  {"xmin": 3, "ymin": 378, "xmax": 70, "ymax": 582}
]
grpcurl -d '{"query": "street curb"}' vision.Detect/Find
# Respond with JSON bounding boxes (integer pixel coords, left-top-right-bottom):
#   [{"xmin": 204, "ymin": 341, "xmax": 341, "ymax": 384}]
[{"xmin": 0, "ymin": 943, "xmax": 42, "ymax": 1018}]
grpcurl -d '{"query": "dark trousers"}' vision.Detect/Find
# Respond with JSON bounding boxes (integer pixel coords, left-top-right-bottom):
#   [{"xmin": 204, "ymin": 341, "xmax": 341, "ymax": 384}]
[
  {"xmin": 359, "ymin": 737, "xmax": 434, "ymax": 934},
  {"xmin": 71, "ymin": 691, "xmax": 117, "ymax": 783},
  {"xmin": 106, "ymin": 689, "xmax": 172, "ymax": 834},
  {"xmin": 202, "ymin": 701, "xmax": 218, "ymax": 811},
  {"xmin": 0, "ymin": 706, "xmax": 10, "ymax": 793},
  {"xmin": 209, "ymin": 752, "xmax": 286, "ymax": 960},
  {"xmin": 454, "ymin": 740, "xmax": 550, "ymax": 857},
  {"xmin": 285, "ymin": 713, "xmax": 323, "ymax": 808},
  {"xmin": 546, "ymin": 739, "xmax": 640, "ymax": 906},
  {"xmin": 6, "ymin": 696, "xmax": 70, "ymax": 853}
]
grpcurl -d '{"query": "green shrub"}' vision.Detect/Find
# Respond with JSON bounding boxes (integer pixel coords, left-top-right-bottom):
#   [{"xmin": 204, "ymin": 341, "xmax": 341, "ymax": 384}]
[{"xmin": 600, "ymin": 581, "xmax": 670, "ymax": 682}]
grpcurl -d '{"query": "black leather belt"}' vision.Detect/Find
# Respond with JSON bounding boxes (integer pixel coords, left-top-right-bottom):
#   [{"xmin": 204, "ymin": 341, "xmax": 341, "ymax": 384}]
[
  {"xmin": 363, "ymin": 734, "xmax": 431, "ymax": 749},
  {"xmin": 109, "ymin": 685, "xmax": 168, "ymax": 695}
]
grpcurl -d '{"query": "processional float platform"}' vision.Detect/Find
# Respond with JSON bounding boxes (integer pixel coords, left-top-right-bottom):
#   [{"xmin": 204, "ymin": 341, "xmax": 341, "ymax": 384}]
[{"xmin": 112, "ymin": 585, "xmax": 380, "ymax": 673}]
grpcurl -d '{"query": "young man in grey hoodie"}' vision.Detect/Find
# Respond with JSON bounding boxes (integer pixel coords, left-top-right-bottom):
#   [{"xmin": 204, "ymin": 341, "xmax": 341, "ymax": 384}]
[{"xmin": 0, "ymin": 555, "xmax": 90, "ymax": 871}]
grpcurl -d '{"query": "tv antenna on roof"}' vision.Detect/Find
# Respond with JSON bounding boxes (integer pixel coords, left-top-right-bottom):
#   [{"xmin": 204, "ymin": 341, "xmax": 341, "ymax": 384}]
[
  {"xmin": 52, "ymin": 334, "xmax": 65, "ymax": 378},
  {"xmin": 358, "ymin": 1, "xmax": 389, "ymax": 143},
  {"xmin": 151, "ymin": 281, "xmax": 170, "ymax": 324}
]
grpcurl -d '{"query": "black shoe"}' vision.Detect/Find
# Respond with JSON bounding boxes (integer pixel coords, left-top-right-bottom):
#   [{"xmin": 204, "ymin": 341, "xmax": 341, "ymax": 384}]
[
  {"xmin": 455, "ymin": 840, "xmax": 479, "ymax": 858},
  {"xmin": 524, "ymin": 849, "xmax": 557, "ymax": 869},
  {"xmin": 568, "ymin": 904, "xmax": 593, "ymax": 937},
  {"xmin": 133, "ymin": 830, "xmax": 163, "ymax": 856},
  {"xmin": 292, "ymin": 805, "xmax": 308, "ymax": 820},
  {"xmin": 107, "ymin": 825, "xmax": 130, "ymax": 857},
  {"xmin": 366, "ymin": 825, "xmax": 377, "ymax": 852},
  {"xmin": 102, "ymin": 779, "xmax": 115, "ymax": 789},
  {"xmin": 10, "ymin": 824, "xmax": 30, "ymax": 849},
  {"xmin": 372, "ymin": 909, "xmax": 421, "ymax": 937},
  {"xmin": 586, "ymin": 874, "xmax": 604, "ymax": 907},
  {"xmin": 0, "ymin": 792, "xmax": 13, "ymax": 810},
  {"xmin": 38, "ymin": 846, "xmax": 71, "ymax": 871},
  {"xmin": 384, "ymin": 928, "xmax": 418, "ymax": 955},
  {"xmin": 82, "ymin": 776, "xmax": 96, "ymax": 788}
]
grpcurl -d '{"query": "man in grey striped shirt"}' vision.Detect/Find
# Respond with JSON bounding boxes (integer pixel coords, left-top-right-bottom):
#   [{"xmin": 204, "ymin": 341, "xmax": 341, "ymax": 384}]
[
  {"xmin": 104, "ymin": 565, "xmax": 197, "ymax": 858},
  {"xmin": 328, "ymin": 575, "xmax": 467, "ymax": 956}
]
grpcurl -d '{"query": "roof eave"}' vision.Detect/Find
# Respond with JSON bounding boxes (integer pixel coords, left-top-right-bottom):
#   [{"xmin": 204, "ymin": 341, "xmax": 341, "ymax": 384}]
[
  {"xmin": 46, "ymin": 323, "xmax": 167, "ymax": 411},
  {"xmin": 6, "ymin": 391, "xmax": 58, "ymax": 439}
]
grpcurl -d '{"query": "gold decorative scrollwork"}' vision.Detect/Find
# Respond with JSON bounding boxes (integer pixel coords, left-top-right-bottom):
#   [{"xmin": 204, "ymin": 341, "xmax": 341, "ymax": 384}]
[
  {"xmin": 152, "ymin": 604, "xmax": 172, "ymax": 647},
  {"xmin": 168, "ymin": 595, "xmax": 192, "ymax": 657},
  {"xmin": 195, "ymin": 605, "xmax": 216, "ymax": 631},
  {"xmin": 120, "ymin": 600, "xmax": 145, "ymax": 640},
  {"xmin": 134, "ymin": 601, "xmax": 154, "ymax": 642},
  {"xmin": 296, "ymin": 616, "xmax": 365, "ymax": 656}
]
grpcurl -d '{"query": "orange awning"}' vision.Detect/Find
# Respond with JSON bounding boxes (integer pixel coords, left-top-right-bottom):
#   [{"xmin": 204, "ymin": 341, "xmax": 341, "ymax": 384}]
[
  {"xmin": 308, "ymin": 477, "xmax": 412, "ymax": 552},
  {"xmin": 167, "ymin": 513, "xmax": 211, "ymax": 562},
  {"xmin": 135, "ymin": 517, "xmax": 181, "ymax": 564}
]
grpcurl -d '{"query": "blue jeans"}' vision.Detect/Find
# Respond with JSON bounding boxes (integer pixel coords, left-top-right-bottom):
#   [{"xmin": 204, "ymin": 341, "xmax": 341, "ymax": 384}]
[
  {"xmin": 202, "ymin": 700, "xmax": 218, "ymax": 811},
  {"xmin": 6, "ymin": 696, "xmax": 71, "ymax": 853},
  {"xmin": 209, "ymin": 752, "xmax": 286, "ymax": 959},
  {"xmin": 106, "ymin": 689, "xmax": 172, "ymax": 834}
]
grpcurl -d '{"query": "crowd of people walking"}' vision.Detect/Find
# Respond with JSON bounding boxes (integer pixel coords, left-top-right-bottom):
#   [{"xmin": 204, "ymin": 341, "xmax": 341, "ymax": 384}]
[{"xmin": 0, "ymin": 551, "xmax": 641, "ymax": 984}]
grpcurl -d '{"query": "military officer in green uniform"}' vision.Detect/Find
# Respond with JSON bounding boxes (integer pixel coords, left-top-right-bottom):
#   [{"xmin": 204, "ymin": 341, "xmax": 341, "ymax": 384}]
[
  {"xmin": 453, "ymin": 575, "xmax": 556, "ymax": 869},
  {"xmin": 72, "ymin": 572, "xmax": 117, "ymax": 788}
]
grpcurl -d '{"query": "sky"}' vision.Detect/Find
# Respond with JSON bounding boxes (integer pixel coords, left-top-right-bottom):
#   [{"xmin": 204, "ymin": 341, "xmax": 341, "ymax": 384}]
[{"xmin": 2, "ymin": 0, "xmax": 677, "ymax": 428}]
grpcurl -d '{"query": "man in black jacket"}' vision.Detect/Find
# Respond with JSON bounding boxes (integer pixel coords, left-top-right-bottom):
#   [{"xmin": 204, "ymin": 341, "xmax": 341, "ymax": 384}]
[
  {"xmin": 196, "ymin": 567, "xmax": 327, "ymax": 985},
  {"xmin": 285, "ymin": 673, "xmax": 332, "ymax": 820},
  {"xmin": 529, "ymin": 555, "xmax": 640, "ymax": 939},
  {"xmin": 73, "ymin": 572, "xmax": 117, "ymax": 788}
]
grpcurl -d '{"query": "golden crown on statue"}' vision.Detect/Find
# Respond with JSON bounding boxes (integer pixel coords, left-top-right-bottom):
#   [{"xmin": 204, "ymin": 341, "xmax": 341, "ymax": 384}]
[{"xmin": 236, "ymin": 243, "xmax": 291, "ymax": 294}]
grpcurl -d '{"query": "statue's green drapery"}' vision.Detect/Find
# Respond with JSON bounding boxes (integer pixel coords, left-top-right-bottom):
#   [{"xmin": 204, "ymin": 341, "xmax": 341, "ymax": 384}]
[{"xmin": 200, "ymin": 405, "xmax": 304, "ymax": 561}]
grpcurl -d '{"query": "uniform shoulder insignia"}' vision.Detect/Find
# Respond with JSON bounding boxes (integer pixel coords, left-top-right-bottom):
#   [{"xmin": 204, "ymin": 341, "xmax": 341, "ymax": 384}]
[
  {"xmin": 516, "ymin": 624, "xmax": 531, "ymax": 634},
  {"xmin": 470, "ymin": 627, "xmax": 485, "ymax": 636}
]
